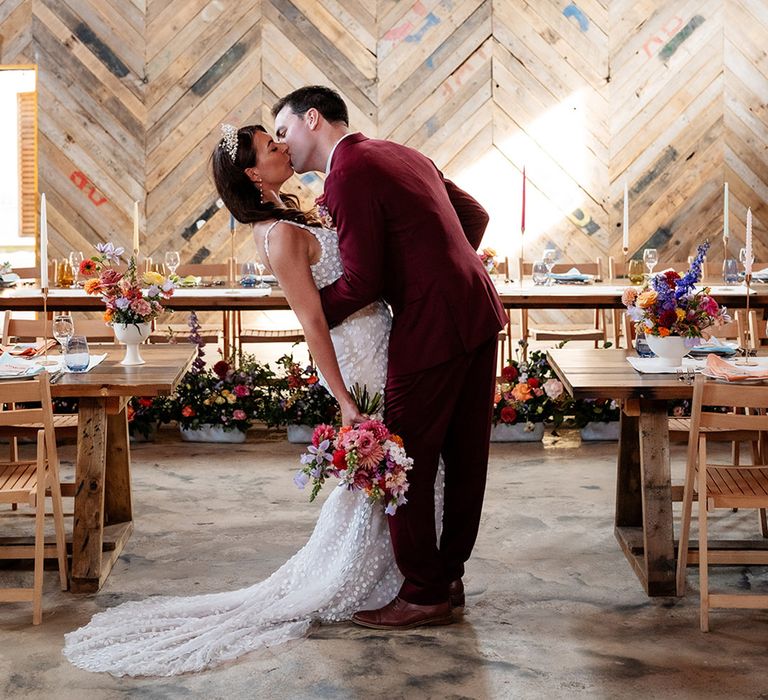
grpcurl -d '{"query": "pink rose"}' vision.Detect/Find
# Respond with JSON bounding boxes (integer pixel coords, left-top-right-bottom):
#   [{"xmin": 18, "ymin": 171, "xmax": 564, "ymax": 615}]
[
  {"xmin": 543, "ymin": 378, "xmax": 564, "ymax": 399},
  {"xmin": 234, "ymin": 384, "xmax": 250, "ymax": 397},
  {"xmin": 233, "ymin": 409, "xmax": 246, "ymax": 421},
  {"xmin": 131, "ymin": 298, "xmax": 152, "ymax": 316}
]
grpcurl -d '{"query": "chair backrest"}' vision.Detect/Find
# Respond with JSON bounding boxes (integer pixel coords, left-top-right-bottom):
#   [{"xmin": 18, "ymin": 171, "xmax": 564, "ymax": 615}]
[
  {"xmin": 176, "ymin": 262, "xmax": 232, "ymax": 279},
  {"xmin": 518, "ymin": 258, "xmax": 603, "ymax": 279},
  {"xmin": 3, "ymin": 314, "xmax": 115, "ymax": 344},
  {"xmin": 689, "ymin": 375, "xmax": 768, "ymax": 445},
  {"xmin": 0, "ymin": 373, "xmax": 56, "ymax": 449},
  {"xmin": 747, "ymin": 309, "xmax": 768, "ymax": 349},
  {"xmin": 608, "ymin": 258, "xmax": 695, "ymax": 282}
]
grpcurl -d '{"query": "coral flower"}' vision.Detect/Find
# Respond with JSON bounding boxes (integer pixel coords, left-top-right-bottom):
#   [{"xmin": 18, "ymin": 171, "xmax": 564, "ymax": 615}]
[
  {"xmin": 79, "ymin": 259, "xmax": 97, "ymax": 277},
  {"xmin": 636, "ymin": 290, "xmax": 658, "ymax": 309},
  {"xmin": 84, "ymin": 278, "xmax": 101, "ymax": 294},
  {"xmin": 181, "ymin": 405, "xmax": 195, "ymax": 417},
  {"xmin": 511, "ymin": 383, "xmax": 532, "ymax": 402}
]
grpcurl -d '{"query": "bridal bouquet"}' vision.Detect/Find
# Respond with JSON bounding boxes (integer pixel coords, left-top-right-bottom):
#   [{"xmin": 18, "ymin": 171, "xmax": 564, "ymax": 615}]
[
  {"xmin": 622, "ymin": 241, "xmax": 730, "ymax": 338},
  {"xmin": 294, "ymin": 421, "xmax": 413, "ymax": 515},
  {"xmin": 80, "ymin": 242, "xmax": 174, "ymax": 325}
]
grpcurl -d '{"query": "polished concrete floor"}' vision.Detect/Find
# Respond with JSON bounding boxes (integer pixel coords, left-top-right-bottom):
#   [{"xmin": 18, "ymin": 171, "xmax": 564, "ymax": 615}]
[{"xmin": 2, "ymin": 428, "xmax": 768, "ymax": 699}]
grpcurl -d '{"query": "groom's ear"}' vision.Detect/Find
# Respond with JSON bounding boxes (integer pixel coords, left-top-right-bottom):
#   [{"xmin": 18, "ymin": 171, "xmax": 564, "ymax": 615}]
[{"xmin": 305, "ymin": 107, "xmax": 320, "ymax": 130}]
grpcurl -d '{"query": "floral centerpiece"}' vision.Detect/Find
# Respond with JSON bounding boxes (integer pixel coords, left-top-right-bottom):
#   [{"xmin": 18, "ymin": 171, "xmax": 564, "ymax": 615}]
[
  {"xmin": 622, "ymin": 242, "xmax": 730, "ymax": 364},
  {"xmin": 80, "ymin": 243, "xmax": 174, "ymax": 326},
  {"xmin": 127, "ymin": 395, "xmax": 171, "ymax": 441},
  {"xmin": 493, "ymin": 346, "xmax": 571, "ymax": 440},
  {"xmin": 294, "ymin": 422, "xmax": 412, "ymax": 515},
  {"xmin": 478, "ymin": 246, "xmax": 499, "ymax": 274}
]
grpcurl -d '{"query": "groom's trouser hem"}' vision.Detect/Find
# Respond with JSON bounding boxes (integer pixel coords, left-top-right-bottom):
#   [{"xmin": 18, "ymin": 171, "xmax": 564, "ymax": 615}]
[{"xmin": 385, "ymin": 334, "xmax": 497, "ymax": 606}]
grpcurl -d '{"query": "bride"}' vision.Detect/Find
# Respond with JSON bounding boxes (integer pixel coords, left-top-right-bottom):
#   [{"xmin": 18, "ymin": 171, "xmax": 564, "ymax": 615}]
[{"xmin": 63, "ymin": 124, "xmax": 443, "ymax": 677}]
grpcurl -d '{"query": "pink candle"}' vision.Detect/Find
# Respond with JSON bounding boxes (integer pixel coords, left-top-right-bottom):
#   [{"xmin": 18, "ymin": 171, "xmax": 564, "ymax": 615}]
[
  {"xmin": 745, "ymin": 207, "xmax": 753, "ymax": 276},
  {"xmin": 521, "ymin": 166, "xmax": 526, "ymax": 235}
]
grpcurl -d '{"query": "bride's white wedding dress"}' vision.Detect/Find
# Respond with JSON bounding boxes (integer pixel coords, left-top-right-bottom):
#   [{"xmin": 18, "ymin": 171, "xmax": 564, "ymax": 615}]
[{"xmin": 64, "ymin": 223, "xmax": 436, "ymax": 677}]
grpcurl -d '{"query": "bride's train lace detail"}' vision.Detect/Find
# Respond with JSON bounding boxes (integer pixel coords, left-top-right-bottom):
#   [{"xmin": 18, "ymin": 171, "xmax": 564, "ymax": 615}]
[{"xmin": 64, "ymin": 223, "xmax": 444, "ymax": 676}]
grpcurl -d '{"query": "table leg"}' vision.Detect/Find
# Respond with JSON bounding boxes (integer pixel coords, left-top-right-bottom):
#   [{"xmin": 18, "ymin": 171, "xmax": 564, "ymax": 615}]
[
  {"xmin": 638, "ymin": 400, "xmax": 676, "ymax": 595},
  {"xmin": 105, "ymin": 408, "xmax": 132, "ymax": 524},
  {"xmin": 71, "ymin": 398, "xmax": 107, "ymax": 592}
]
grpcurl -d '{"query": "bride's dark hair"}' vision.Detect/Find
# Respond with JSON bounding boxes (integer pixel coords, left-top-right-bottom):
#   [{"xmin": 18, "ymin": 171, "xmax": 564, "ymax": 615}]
[{"xmin": 211, "ymin": 124, "xmax": 315, "ymax": 225}]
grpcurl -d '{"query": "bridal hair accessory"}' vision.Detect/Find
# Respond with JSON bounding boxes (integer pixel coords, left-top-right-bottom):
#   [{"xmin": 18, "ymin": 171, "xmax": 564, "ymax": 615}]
[{"xmin": 220, "ymin": 123, "xmax": 238, "ymax": 162}]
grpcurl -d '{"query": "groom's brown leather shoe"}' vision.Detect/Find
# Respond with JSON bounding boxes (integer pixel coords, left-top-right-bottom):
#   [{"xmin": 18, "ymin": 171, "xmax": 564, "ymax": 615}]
[
  {"xmin": 352, "ymin": 596, "xmax": 453, "ymax": 630},
  {"xmin": 449, "ymin": 578, "xmax": 465, "ymax": 609}
]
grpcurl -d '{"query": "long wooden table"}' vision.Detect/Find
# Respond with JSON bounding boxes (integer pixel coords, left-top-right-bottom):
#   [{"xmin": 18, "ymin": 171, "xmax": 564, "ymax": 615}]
[
  {"xmin": 51, "ymin": 344, "xmax": 195, "ymax": 593},
  {"xmin": 1, "ymin": 283, "xmax": 765, "ymax": 312},
  {"xmin": 547, "ymin": 348, "xmax": 694, "ymax": 597}
]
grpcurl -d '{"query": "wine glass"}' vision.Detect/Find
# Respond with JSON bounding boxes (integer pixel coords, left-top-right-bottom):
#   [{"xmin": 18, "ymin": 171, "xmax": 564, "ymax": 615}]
[
  {"xmin": 69, "ymin": 251, "xmax": 84, "ymax": 286},
  {"xmin": 642, "ymin": 248, "xmax": 658, "ymax": 277},
  {"xmin": 165, "ymin": 251, "xmax": 180, "ymax": 276},
  {"xmin": 531, "ymin": 261, "xmax": 549, "ymax": 285},
  {"xmin": 542, "ymin": 248, "xmax": 558, "ymax": 285},
  {"xmin": 722, "ymin": 258, "xmax": 739, "ymax": 285},
  {"xmin": 52, "ymin": 314, "xmax": 74, "ymax": 353}
]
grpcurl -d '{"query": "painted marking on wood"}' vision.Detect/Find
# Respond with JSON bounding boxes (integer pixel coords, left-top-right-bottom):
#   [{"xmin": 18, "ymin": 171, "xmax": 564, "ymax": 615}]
[
  {"xmin": 73, "ymin": 23, "xmax": 130, "ymax": 78},
  {"xmin": 568, "ymin": 208, "xmax": 600, "ymax": 235},
  {"xmin": 642, "ymin": 16, "xmax": 684, "ymax": 59},
  {"xmin": 181, "ymin": 202, "xmax": 219, "ymax": 240},
  {"xmin": 659, "ymin": 16, "xmax": 704, "ymax": 62},
  {"xmin": 382, "ymin": 1, "xmax": 445, "ymax": 48},
  {"xmin": 632, "ymin": 146, "xmax": 678, "ymax": 197},
  {"xmin": 440, "ymin": 41, "xmax": 492, "ymax": 98},
  {"xmin": 69, "ymin": 171, "xmax": 108, "ymax": 206},
  {"xmin": 191, "ymin": 43, "xmax": 247, "ymax": 96},
  {"xmin": 191, "ymin": 247, "xmax": 211, "ymax": 264},
  {"xmin": 563, "ymin": 4, "xmax": 589, "ymax": 32}
]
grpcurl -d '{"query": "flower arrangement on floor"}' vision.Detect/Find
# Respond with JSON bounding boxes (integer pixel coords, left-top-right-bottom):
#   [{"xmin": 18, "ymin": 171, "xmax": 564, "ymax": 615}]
[
  {"xmin": 79, "ymin": 242, "xmax": 174, "ymax": 325},
  {"xmin": 263, "ymin": 354, "xmax": 339, "ymax": 428},
  {"xmin": 294, "ymin": 422, "xmax": 412, "ymax": 515},
  {"xmin": 622, "ymin": 242, "xmax": 730, "ymax": 340},
  {"xmin": 494, "ymin": 346, "xmax": 571, "ymax": 430},
  {"xmin": 571, "ymin": 398, "xmax": 620, "ymax": 428},
  {"xmin": 169, "ymin": 313, "xmax": 274, "ymax": 434},
  {"xmin": 127, "ymin": 396, "xmax": 171, "ymax": 440},
  {"xmin": 478, "ymin": 246, "xmax": 499, "ymax": 274}
]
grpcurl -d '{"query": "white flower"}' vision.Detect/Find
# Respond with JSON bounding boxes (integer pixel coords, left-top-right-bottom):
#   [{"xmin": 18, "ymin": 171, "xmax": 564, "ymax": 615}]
[{"xmin": 543, "ymin": 378, "xmax": 564, "ymax": 400}]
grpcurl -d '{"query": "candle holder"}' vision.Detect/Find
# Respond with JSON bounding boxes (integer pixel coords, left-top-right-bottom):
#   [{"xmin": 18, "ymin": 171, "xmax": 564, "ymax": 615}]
[
  {"xmin": 38, "ymin": 287, "xmax": 60, "ymax": 367},
  {"xmin": 735, "ymin": 273, "xmax": 754, "ymax": 366}
]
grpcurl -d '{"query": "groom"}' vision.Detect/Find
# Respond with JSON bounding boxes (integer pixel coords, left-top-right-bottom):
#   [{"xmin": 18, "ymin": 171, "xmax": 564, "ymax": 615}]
[{"xmin": 273, "ymin": 86, "xmax": 506, "ymax": 629}]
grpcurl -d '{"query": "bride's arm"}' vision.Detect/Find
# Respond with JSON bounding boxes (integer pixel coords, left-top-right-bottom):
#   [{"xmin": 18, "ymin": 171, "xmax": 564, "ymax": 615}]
[{"xmin": 266, "ymin": 222, "xmax": 364, "ymax": 427}]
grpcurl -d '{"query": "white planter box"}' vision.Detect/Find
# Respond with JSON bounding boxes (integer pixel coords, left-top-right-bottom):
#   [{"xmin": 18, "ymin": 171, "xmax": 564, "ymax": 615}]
[
  {"xmin": 180, "ymin": 424, "xmax": 247, "ymax": 443},
  {"xmin": 490, "ymin": 422, "xmax": 545, "ymax": 442},
  {"xmin": 287, "ymin": 424, "xmax": 315, "ymax": 444},
  {"xmin": 580, "ymin": 421, "xmax": 620, "ymax": 441}
]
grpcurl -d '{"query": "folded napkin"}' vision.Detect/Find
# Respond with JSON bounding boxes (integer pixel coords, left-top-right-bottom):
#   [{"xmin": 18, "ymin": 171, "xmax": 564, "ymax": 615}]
[
  {"xmin": 753, "ymin": 267, "xmax": 768, "ymax": 281},
  {"xmin": 704, "ymin": 354, "xmax": 768, "ymax": 382},
  {"xmin": 688, "ymin": 337, "xmax": 738, "ymax": 355},
  {"xmin": 0, "ymin": 272, "xmax": 19, "ymax": 287},
  {"xmin": 550, "ymin": 267, "xmax": 593, "ymax": 282},
  {"xmin": 0, "ymin": 353, "xmax": 45, "ymax": 378}
]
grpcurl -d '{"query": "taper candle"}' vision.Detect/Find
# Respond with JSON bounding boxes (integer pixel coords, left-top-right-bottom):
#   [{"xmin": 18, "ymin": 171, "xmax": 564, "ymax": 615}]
[
  {"xmin": 745, "ymin": 207, "xmax": 753, "ymax": 276},
  {"xmin": 521, "ymin": 166, "xmax": 526, "ymax": 234},
  {"xmin": 230, "ymin": 212, "xmax": 235, "ymax": 232},
  {"xmin": 723, "ymin": 182, "xmax": 729, "ymax": 245},
  {"xmin": 622, "ymin": 181, "xmax": 629, "ymax": 251},
  {"xmin": 133, "ymin": 201, "xmax": 140, "ymax": 254},
  {"xmin": 40, "ymin": 193, "xmax": 48, "ymax": 288}
]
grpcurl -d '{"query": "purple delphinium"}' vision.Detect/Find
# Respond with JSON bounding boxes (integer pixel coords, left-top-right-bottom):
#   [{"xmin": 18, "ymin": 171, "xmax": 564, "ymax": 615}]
[
  {"xmin": 675, "ymin": 241, "xmax": 710, "ymax": 298},
  {"xmin": 187, "ymin": 310, "xmax": 206, "ymax": 373}
]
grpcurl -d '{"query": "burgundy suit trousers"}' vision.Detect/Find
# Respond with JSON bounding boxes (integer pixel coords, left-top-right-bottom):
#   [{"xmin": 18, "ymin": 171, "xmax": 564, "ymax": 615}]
[{"xmin": 384, "ymin": 335, "xmax": 497, "ymax": 605}]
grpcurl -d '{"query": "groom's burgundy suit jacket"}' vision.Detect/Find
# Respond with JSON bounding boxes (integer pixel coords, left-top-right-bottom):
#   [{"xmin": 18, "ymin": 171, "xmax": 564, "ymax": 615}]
[{"xmin": 319, "ymin": 133, "xmax": 506, "ymax": 375}]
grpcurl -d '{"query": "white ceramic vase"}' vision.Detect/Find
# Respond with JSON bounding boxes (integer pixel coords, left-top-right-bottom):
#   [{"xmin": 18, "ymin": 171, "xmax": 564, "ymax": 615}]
[
  {"xmin": 644, "ymin": 334, "xmax": 689, "ymax": 367},
  {"xmin": 490, "ymin": 422, "xmax": 545, "ymax": 442},
  {"xmin": 112, "ymin": 322, "xmax": 151, "ymax": 366},
  {"xmin": 179, "ymin": 424, "xmax": 247, "ymax": 443},
  {"xmin": 287, "ymin": 424, "xmax": 315, "ymax": 444}
]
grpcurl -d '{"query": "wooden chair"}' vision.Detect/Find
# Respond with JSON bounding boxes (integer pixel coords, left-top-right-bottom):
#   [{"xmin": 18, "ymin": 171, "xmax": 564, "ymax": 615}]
[
  {"xmin": 676, "ymin": 375, "xmax": 768, "ymax": 631},
  {"xmin": 747, "ymin": 309, "xmax": 768, "ymax": 350},
  {"xmin": 518, "ymin": 258, "xmax": 608, "ymax": 348},
  {"xmin": 0, "ymin": 373, "xmax": 69, "ymax": 624}
]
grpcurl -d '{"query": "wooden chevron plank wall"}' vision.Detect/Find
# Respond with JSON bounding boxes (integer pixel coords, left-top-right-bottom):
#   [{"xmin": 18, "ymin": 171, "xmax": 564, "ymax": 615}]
[{"xmin": 1, "ymin": 1, "xmax": 766, "ymax": 321}]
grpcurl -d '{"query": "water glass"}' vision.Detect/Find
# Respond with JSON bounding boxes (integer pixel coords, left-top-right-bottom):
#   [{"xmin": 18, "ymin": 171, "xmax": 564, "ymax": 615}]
[
  {"xmin": 241, "ymin": 261, "xmax": 257, "ymax": 287},
  {"xmin": 542, "ymin": 248, "xmax": 558, "ymax": 285},
  {"xmin": 64, "ymin": 335, "xmax": 90, "ymax": 372},
  {"xmin": 69, "ymin": 251, "xmax": 84, "ymax": 286},
  {"xmin": 627, "ymin": 259, "xmax": 645, "ymax": 285},
  {"xmin": 165, "ymin": 251, "xmax": 180, "ymax": 275},
  {"xmin": 532, "ymin": 261, "xmax": 549, "ymax": 285},
  {"xmin": 254, "ymin": 261, "xmax": 269, "ymax": 289},
  {"xmin": 642, "ymin": 248, "xmax": 658, "ymax": 276},
  {"xmin": 722, "ymin": 258, "xmax": 739, "ymax": 285},
  {"xmin": 52, "ymin": 314, "xmax": 74, "ymax": 352}
]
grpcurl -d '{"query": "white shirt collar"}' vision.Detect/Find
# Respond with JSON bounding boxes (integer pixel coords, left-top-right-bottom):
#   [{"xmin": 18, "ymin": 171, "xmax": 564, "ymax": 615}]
[{"xmin": 325, "ymin": 132, "xmax": 354, "ymax": 174}]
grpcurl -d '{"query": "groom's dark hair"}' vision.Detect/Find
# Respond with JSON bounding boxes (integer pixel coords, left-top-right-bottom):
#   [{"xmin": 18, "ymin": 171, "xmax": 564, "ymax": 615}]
[{"xmin": 272, "ymin": 86, "xmax": 349, "ymax": 126}]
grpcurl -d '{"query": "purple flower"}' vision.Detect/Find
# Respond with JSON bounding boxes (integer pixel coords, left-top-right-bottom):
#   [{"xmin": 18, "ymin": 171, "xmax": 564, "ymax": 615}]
[
  {"xmin": 115, "ymin": 297, "xmax": 130, "ymax": 310},
  {"xmin": 385, "ymin": 503, "xmax": 397, "ymax": 516},
  {"xmin": 294, "ymin": 471, "xmax": 309, "ymax": 489},
  {"xmin": 95, "ymin": 242, "xmax": 124, "ymax": 263},
  {"xmin": 146, "ymin": 284, "xmax": 160, "ymax": 297}
]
